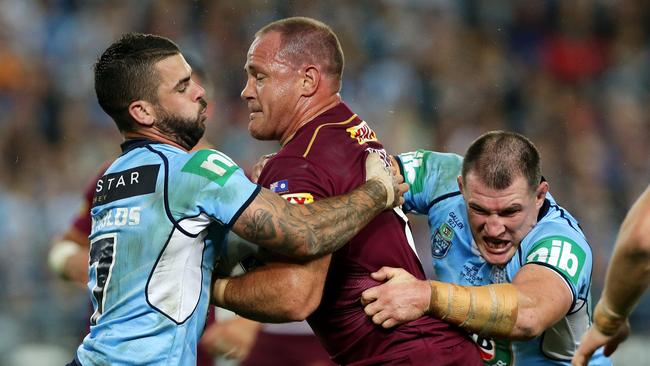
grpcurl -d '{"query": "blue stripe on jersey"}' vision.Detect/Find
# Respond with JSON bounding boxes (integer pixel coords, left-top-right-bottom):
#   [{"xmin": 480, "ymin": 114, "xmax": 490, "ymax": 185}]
[{"xmin": 427, "ymin": 191, "xmax": 462, "ymax": 211}]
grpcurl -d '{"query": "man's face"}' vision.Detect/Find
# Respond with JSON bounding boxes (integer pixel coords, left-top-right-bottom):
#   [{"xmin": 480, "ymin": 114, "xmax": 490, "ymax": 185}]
[
  {"xmin": 153, "ymin": 54, "xmax": 208, "ymax": 149},
  {"xmin": 241, "ymin": 31, "xmax": 302, "ymax": 141},
  {"xmin": 460, "ymin": 172, "xmax": 547, "ymax": 266}
]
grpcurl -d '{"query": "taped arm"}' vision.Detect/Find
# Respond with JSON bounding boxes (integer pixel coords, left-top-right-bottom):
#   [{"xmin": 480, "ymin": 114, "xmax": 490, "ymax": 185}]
[
  {"xmin": 213, "ymin": 254, "xmax": 331, "ymax": 322},
  {"xmin": 430, "ymin": 264, "xmax": 571, "ymax": 339}
]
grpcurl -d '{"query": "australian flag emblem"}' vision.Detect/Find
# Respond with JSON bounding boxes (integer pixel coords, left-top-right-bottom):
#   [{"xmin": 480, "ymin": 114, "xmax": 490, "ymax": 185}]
[
  {"xmin": 270, "ymin": 179, "xmax": 289, "ymax": 193},
  {"xmin": 431, "ymin": 223, "xmax": 454, "ymax": 258}
]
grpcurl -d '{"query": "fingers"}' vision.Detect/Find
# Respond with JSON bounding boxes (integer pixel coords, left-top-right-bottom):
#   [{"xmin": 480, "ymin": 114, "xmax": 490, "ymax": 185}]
[
  {"xmin": 390, "ymin": 167, "xmax": 408, "ymax": 208},
  {"xmin": 370, "ymin": 266, "xmax": 392, "ymax": 281},
  {"xmin": 365, "ymin": 300, "xmax": 395, "ymax": 328},
  {"xmin": 365, "ymin": 151, "xmax": 408, "ymax": 209},
  {"xmin": 361, "ymin": 287, "xmax": 377, "ymax": 307},
  {"xmin": 571, "ymin": 352, "xmax": 587, "ymax": 366},
  {"xmin": 572, "ymin": 342, "xmax": 595, "ymax": 366},
  {"xmin": 382, "ymin": 318, "xmax": 399, "ymax": 329},
  {"xmin": 364, "ymin": 302, "xmax": 401, "ymax": 329},
  {"xmin": 603, "ymin": 343, "xmax": 619, "ymax": 357},
  {"xmin": 371, "ymin": 266, "xmax": 407, "ymax": 282},
  {"xmin": 389, "ymin": 155, "xmax": 399, "ymax": 171},
  {"xmin": 572, "ymin": 327, "xmax": 608, "ymax": 366},
  {"xmin": 251, "ymin": 153, "xmax": 275, "ymax": 183},
  {"xmin": 363, "ymin": 296, "xmax": 380, "ymax": 316}
]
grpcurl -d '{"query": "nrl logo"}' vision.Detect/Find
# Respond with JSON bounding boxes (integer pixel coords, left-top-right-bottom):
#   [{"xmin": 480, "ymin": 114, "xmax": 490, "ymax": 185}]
[
  {"xmin": 432, "ymin": 222, "xmax": 454, "ymax": 258},
  {"xmin": 346, "ymin": 121, "xmax": 378, "ymax": 144}
]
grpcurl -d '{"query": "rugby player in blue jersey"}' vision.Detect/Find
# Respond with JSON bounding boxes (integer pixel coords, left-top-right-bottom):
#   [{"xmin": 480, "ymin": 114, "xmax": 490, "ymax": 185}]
[
  {"xmin": 67, "ymin": 32, "xmax": 406, "ymax": 366},
  {"xmin": 362, "ymin": 131, "xmax": 611, "ymax": 365}
]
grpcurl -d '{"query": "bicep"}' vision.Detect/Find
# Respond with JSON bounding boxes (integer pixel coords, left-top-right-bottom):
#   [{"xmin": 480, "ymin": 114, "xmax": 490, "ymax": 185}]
[{"xmin": 511, "ymin": 264, "xmax": 573, "ymax": 338}]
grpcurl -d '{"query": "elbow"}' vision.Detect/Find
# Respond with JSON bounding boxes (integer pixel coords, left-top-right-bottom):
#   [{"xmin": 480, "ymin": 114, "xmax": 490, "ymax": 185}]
[
  {"xmin": 280, "ymin": 300, "xmax": 317, "ymax": 322},
  {"xmin": 511, "ymin": 317, "xmax": 546, "ymax": 341},
  {"xmin": 512, "ymin": 326, "xmax": 542, "ymax": 341},
  {"xmin": 274, "ymin": 276, "xmax": 322, "ymax": 322}
]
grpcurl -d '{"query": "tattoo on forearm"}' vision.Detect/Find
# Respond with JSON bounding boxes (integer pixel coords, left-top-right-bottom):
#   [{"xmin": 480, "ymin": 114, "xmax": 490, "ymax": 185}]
[
  {"xmin": 240, "ymin": 179, "xmax": 386, "ymax": 258},
  {"xmin": 240, "ymin": 207, "xmax": 277, "ymax": 242}
]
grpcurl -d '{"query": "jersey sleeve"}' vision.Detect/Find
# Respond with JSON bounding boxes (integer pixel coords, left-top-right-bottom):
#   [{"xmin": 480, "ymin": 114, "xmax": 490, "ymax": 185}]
[
  {"xmin": 519, "ymin": 226, "xmax": 593, "ymax": 303},
  {"xmin": 171, "ymin": 149, "xmax": 261, "ymax": 227},
  {"xmin": 72, "ymin": 163, "xmax": 111, "ymax": 236},
  {"xmin": 396, "ymin": 150, "xmax": 463, "ymax": 214},
  {"xmin": 260, "ymin": 155, "xmax": 332, "ymax": 203}
]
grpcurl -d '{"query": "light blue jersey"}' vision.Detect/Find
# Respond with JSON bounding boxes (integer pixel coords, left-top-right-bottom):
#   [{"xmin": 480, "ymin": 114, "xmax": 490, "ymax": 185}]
[
  {"xmin": 398, "ymin": 150, "xmax": 610, "ymax": 366},
  {"xmin": 75, "ymin": 140, "xmax": 260, "ymax": 366}
]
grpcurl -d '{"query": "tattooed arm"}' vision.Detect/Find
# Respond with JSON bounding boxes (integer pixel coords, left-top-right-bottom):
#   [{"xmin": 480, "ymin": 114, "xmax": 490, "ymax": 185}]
[
  {"xmin": 232, "ymin": 179, "xmax": 386, "ymax": 259},
  {"xmin": 231, "ymin": 153, "xmax": 405, "ymax": 259}
]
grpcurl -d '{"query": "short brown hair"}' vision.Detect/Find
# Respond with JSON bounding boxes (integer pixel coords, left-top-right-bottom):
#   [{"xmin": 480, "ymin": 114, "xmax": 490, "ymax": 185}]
[
  {"xmin": 461, "ymin": 131, "xmax": 542, "ymax": 192},
  {"xmin": 94, "ymin": 33, "xmax": 180, "ymax": 132},
  {"xmin": 257, "ymin": 17, "xmax": 344, "ymax": 90}
]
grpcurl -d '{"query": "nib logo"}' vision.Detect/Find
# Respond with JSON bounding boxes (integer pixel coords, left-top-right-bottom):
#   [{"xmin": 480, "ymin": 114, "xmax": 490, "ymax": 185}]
[{"xmin": 526, "ymin": 236, "xmax": 586, "ymax": 284}]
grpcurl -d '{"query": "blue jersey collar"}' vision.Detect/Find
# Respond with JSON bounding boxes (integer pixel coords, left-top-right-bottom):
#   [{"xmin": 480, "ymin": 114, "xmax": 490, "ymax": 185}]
[{"xmin": 120, "ymin": 139, "xmax": 165, "ymax": 154}]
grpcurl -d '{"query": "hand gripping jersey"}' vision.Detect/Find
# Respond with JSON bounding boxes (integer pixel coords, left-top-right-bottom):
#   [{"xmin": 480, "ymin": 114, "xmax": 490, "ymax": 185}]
[
  {"xmin": 398, "ymin": 149, "xmax": 611, "ymax": 366},
  {"xmin": 74, "ymin": 140, "xmax": 260, "ymax": 366},
  {"xmin": 257, "ymin": 104, "xmax": 481, "ymax": 366}
]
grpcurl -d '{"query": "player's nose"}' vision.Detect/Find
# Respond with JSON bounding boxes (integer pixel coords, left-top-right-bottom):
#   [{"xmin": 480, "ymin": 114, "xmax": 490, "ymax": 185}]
[
  {"xmin": 241, "ymin": 77, "xmax": 255, "ymax": 101},
  {"xmin": 484, "ymin": 215, "xmax": 505, "ymax": 236}
]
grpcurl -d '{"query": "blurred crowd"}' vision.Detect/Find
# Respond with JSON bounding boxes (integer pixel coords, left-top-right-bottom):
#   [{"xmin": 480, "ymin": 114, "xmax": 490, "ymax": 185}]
[{"xmin": 1, "ymin": 0, "xmax": 650, "ymax": 363}]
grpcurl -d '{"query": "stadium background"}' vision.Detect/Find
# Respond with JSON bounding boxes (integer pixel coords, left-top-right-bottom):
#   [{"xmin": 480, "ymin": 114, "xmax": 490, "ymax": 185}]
[{"xmin": 0, "ymin": 0, "xmax": 649, "ymax": 364}]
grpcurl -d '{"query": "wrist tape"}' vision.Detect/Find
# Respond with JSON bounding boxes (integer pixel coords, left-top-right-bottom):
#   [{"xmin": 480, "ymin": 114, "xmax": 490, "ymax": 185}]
[{"xmin": 48, "ymin": 240, "xmax": 82, "ymax": 277}]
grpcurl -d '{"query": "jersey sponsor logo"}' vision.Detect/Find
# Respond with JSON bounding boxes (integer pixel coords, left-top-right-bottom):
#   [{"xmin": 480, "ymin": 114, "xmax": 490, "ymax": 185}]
[
  {"xmin": 432, "ymin": 222, "xmax": 454, "ymax": 258},
  {"xmin": 182, "ymin": 149, "xmax": 239, "ymax": 187},
  {"xmin": 92, "ymin": 206, "xmax": 141, "ymax": 232},
  {"xmin": 281, "ymin": 193, "xmax": 314, "ymax": 205},
  {"xmin": 346, "ymin": 121, "xmax": 378, "ymax": 144},
  {"xmin": 526, "ymin": 236, "xmax": 586, "ymax": 284},
  {"xmin": 471, "ymin": 334, "xmax": 513, "ymax": 366},
  {"xmin": 447, "ymin": 211, "xmax": 465, "ymax": 230},
  {"xmin": 398, "ymin": 150, "xmax": 425, "ymax": 191},
  {"xmin": 270, "ymin": 179, "xmax": 289, "ymax": 193},
  {"xmin": 93, "ymin": 165, "xmax": 159, "ymax": 207}
]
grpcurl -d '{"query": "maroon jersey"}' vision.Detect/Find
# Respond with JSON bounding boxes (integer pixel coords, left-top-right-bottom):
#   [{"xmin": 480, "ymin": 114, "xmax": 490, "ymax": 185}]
[
  {"xmin": 257, "ymin": 103, "xmax": 481, "ymax": 365},
  {"xmin": 72, "ymin": 164, "xmax": 109, "ymax": 235}
]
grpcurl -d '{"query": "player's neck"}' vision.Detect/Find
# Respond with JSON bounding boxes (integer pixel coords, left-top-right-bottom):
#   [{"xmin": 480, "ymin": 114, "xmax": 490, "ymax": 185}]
[
  {"xmin": 279, "ymin": 94, "xmax": 342, "ymax": 146},
  {"xmin": 123, "ymin": 129, "xmax": 189, "ymax": 152}
]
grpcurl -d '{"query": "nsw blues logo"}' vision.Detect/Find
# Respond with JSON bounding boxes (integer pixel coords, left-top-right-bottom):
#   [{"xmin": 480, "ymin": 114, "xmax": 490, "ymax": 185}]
[{"xmin": 432, "ymin": 222, "xmax": 454, "ymax": 258}]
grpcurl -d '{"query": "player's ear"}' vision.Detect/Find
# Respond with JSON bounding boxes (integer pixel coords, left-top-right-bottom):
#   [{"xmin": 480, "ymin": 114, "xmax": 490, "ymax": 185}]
[
  {"xmin": 535, "ymin": 181, "xmax": 549, "ymax": 208},
  {"xmin": 128, "ymin": 100, "xmax": 156, "ymax": 127},
  {"xmin": 301, "ymin": 65, "xmax": 319, "ymax": 96},
  {"xmin": 457, "ymin": 175, "xmax": 464, "ymax": 192}
]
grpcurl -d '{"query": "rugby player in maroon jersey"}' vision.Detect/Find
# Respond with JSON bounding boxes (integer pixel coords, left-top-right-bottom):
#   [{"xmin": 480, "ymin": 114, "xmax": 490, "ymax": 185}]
[{"xmin": 212, "ymin": 17, "xmax": 481, "ymax": 365}]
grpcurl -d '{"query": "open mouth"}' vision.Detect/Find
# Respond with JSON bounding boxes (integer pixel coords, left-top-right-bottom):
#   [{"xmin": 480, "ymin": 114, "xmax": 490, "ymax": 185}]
[{"xmin": 482, "ymin": 238, "xmax": 512, "ymax": 253}]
